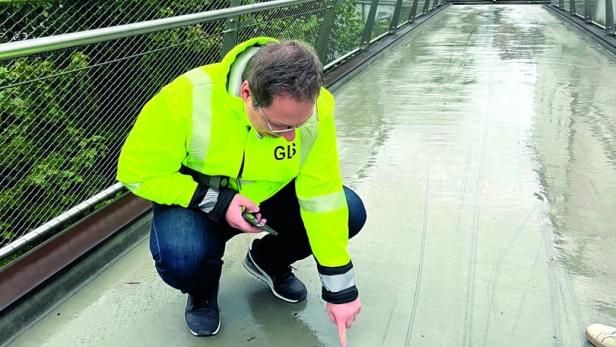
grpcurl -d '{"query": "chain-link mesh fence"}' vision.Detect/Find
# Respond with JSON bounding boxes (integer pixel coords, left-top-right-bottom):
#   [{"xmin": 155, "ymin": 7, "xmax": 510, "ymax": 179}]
[
  {"xmin": 0, "ymin": 0, "xmax": 230, "ymax": 43},
  {"xmin": 326, "ymin": 1, "xmax": 367, "ymax": 62},
  {"xmin": 0, "ymin": 0, "xmax": 444, "ymax": 257},
  {"xmin": 237, "ymin": 2, "xmax": 324, "ymax": 44},
  {"xmin": 0, "ymin": 19, "xmax": 229, "ymax": 250}
]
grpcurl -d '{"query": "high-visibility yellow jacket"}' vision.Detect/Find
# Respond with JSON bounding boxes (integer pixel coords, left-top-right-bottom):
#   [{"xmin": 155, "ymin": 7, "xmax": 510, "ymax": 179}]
[{"xmin": 117, "ymin": 37, "xmax": 357, "ymax": 303}]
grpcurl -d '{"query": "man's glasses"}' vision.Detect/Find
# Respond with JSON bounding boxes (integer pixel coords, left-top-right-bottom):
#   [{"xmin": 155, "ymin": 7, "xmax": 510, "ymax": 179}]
[{"xmin": 259, "ymin": 106, "xmax": 315, "ymax": 134}]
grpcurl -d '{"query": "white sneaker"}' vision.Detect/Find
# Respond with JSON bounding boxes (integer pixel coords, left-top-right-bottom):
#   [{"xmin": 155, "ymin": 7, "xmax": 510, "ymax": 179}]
[{"xmin": 587, "ymin": 324, "xmax": 616, "ymax": 347}]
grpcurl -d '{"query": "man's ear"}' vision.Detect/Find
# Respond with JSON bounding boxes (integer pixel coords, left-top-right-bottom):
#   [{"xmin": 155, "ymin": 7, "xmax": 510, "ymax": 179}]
[{"xmin": 240, "ymin": 80, "xmax": 251, "ymax": 103}]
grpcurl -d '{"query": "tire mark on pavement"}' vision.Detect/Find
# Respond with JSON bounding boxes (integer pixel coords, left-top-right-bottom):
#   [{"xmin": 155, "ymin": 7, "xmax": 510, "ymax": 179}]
[
  {"xmin": 404, "ymin": 169, "xmax": 430, "ymax": 347},
  {"xmin": 507, "ymin": 237, "xmax": 544, "ymax": 347},
  {"xmin": 381, "ymin": 296, "xmax": 398, "ymax": 346},
  {"xmin": 482, "ymin": 211, "xmax": 533, "ymax": 346},
  {"xmin": 462, "ymin": 103, "xmax": 490, "ymax": 347}
]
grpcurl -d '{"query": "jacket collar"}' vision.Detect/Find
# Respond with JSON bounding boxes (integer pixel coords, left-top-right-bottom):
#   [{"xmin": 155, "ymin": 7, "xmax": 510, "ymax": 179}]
[{"xmin": 221, "ymin": 37, "xmax": 279, "ymax": 125}]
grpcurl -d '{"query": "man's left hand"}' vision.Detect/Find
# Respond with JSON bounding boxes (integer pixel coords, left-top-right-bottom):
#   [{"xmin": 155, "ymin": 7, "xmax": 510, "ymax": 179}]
[{"xmin": 326, "ymin": 298, "xmax": 361, "ymax": 347}]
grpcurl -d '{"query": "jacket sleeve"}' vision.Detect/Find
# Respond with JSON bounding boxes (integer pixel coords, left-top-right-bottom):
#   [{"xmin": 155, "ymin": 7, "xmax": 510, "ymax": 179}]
[
  {"xmin": 295, "ymin": 89, "xmax": 358, "ymax": 304},
  {"xmin": 117, "ymin": 86, "xmax": 198, "ymax": 207}
]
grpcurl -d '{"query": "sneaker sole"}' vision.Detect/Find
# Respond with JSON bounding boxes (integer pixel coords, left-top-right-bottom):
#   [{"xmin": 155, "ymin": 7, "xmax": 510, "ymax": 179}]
[
  {"xmin": 188, "ymin": 318, "xmax": 221, "ymax": 337},
  {"xmin": 243, "ymin": 251, "xmax": 302, "ymax": 303},
  {"xmin": 586, "ymin": 333, "xmax": 601, "ymax": 347}
]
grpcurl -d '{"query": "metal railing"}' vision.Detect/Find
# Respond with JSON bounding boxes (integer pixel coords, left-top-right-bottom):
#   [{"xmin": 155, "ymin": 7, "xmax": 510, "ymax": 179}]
[
  {"xmin": 0, "ymin": 0, "xmax": 444, "ymax": 262},
  {"xmin": 551, "ymin": 0, "xmax": 615, "ymax": 34}
]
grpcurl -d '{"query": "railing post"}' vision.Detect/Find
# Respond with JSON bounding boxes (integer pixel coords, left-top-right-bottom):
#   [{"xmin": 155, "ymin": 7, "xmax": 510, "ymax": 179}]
[
  {"xmin": 221, "ymin": 0, "xmax": 242, "ymax": 57},
  {"xmin": 423, "ymin": 0, "xmax": 431, "ymax": 15},
  {"xmin": 361, "ymin": 0, "xmax": 380, "ymax": 50},
  {"xmin": 410, "ymin": 0, "xmax": 420, "ymax": 22},
  {"xmin": 584, "ymin": 0, "xmax": 592, "ymax": 22},
  {"xmin": 389, "ymin": 0, "xmax": 405, "ymax": 32},
  {"xmin": 316, "ymin": 0, "xmax": 338, "ymax": 63},
  {"xmin": 606, "ymin": 0, "xmax": 615, "ymax": 35}
]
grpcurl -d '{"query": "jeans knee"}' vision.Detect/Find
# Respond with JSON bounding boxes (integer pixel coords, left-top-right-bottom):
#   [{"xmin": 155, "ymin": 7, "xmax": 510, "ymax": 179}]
[
  {"xmin": 157, "ymin": 250, "xmax": 204, "ymax": 289},
  {"xmin": 150, "ymin": 205, "xmax": 226, "ymax": 292},
  {"xmin": 344, "ymin": 186, "xmax": 367, "ymax": 238},
  {"xmin": 150, "ymin": 231, "xmax": 222, "ymax": 292}
]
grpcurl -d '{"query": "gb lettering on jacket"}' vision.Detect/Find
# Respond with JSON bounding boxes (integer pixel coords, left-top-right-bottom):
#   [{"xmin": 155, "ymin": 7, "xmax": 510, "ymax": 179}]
[{"xmin": 274, "ymin": 143, "xmax": 296, "ymax": 160}]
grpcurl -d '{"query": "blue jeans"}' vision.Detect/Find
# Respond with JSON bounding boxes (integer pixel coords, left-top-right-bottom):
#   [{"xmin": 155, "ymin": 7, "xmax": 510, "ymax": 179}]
[{"xmin": 149, "ymin": 181, "xmax": 367, "ymax": 297}]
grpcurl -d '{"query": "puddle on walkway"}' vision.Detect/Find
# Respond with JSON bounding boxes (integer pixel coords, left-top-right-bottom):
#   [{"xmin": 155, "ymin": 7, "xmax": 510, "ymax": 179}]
[{"xmin": 335, "ymin": 4, "xmax": 616, "ymax": 346}]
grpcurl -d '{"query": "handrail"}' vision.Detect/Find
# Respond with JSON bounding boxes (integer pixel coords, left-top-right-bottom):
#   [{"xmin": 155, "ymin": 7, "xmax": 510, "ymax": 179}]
[{"xmin": 0, "ymin": 0, "xmax": 315, "ymax": 60}]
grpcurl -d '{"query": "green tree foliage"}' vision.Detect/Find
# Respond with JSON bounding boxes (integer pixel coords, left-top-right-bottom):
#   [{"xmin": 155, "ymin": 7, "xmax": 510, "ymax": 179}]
[
  {"xmin": 329, "ymin": 0, "xmax": 365, "ymax": 62},
  {"xmin": 0, "ymin": 52, "xmax": 106, "ymax": 241}
]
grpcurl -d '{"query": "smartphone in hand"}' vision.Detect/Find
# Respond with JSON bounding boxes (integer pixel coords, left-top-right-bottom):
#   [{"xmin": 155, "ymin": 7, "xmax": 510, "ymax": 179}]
[{"xmin": 242, "ymin": 210, "xmax": 278, "ymax": 236}]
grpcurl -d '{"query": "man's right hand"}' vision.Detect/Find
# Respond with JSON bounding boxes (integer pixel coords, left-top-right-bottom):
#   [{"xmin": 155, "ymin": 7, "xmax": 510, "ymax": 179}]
[
  {"xmin": 225, "ymin": 193, "xmax": 266, "ymax": 233},
  {"xmin": 327, "ymin": 298, "xmax": 362, "ymax": 347}
]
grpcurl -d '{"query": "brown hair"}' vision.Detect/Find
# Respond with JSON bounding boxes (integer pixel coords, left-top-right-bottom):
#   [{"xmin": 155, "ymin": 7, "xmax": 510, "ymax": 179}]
[{"xmin": 242, "ymin": 40, "xmax": 323, "ymax": 107}]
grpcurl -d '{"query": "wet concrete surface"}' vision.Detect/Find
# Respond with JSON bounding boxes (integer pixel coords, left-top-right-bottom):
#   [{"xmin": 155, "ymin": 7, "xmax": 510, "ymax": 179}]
[{"xmin": 8, "ymin": 5, "xmax": 616, "ymax": 347}]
